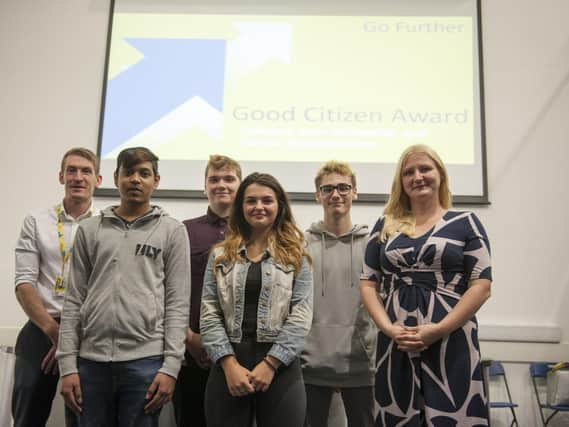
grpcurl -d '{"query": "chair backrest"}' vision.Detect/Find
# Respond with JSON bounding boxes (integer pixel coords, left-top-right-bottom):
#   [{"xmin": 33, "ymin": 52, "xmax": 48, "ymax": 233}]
[
  {"xmin": 489, "ymin": 361, "xmax": 506, "ymax": 377},
  {"xmin": 530, "ymin": 362, "xmax": 552, "ymax": 379},
  {"xmin": 490, "ymin": 361, "xmax": 515, "ymax": 401},
  {"xmin": 529, "ymin": 361, "xmax": 569, "ymax": 425}
]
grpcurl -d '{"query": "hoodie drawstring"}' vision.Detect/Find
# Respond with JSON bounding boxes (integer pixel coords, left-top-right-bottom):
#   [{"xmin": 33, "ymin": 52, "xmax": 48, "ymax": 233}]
[
  {"xmin": 321, "ymin": 229, "xmax": 356, "ymax": 294},
  {"xmin": 350, "ymin": 232, "xmax": 354, "ymax": 287},
  {"xmin": 308, "ymin": 222, "xmax": 368, "ymax": 297},
  {"xmin": 321, "ymin": 233, "xmax": 326, "ymax": 296}
]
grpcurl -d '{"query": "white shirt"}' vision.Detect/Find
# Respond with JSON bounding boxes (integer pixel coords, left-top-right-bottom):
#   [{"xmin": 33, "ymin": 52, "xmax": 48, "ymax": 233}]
[{"xmin": 15, "ymin": 201, "xmax": 96, "ymax": 316}]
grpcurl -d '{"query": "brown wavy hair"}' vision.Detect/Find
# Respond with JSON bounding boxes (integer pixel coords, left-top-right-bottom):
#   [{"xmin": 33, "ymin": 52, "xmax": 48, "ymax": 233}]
[{"xmin": 214, "ymin": 172, "xmax": 310, "ymax": 272}]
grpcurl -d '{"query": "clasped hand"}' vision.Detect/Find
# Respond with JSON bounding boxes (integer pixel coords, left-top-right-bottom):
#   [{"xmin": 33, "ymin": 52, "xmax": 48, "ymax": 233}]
[
  {"xmin": 388, "ymin": 323, "xmax": 443, "ymax": 352},
  {"xmin": 223, "ymin": 359, "xmax": 275, "ymax": 397}
]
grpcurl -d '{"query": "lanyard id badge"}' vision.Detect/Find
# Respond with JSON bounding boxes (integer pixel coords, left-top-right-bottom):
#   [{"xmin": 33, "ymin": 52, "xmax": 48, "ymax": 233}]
[
  {"xmin": 54, "ymin": 205, "xmax": 72, "ymax": 296},
  {"xmin": 54, "ymin": 274, "xmax": 66, "ymax": 294}
]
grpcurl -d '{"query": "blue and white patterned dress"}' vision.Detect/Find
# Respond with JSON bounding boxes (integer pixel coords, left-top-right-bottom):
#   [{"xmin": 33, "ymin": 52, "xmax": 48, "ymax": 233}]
[{"xmin": 361, "ymin": 211, "xmax": 491, "ymax": 427}]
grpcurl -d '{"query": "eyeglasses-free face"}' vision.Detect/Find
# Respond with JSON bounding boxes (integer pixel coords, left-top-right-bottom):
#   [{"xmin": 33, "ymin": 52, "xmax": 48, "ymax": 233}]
[
  {"xmin": 242, "ymin": 183, "xmax": 279, "ymax": 234},
  {"xmin": 318, "ymin": 183, "xmax": 353, "ymax": 196}
]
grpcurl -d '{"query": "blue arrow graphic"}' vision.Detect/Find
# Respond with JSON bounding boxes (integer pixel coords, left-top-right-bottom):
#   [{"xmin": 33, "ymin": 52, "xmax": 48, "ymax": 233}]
[{"xmin": 101, "ymin": 38, "xmax": 226, "ymax": 156}]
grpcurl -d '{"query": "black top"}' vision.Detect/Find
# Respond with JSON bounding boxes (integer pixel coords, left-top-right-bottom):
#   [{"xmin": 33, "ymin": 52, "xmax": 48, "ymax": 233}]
[{"xmin": 242, "ymin": 260, "xmax": 262, "ymax": 339}]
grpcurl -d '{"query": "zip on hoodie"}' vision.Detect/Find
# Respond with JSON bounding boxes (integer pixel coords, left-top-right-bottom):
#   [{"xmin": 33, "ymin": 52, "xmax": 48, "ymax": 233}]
[{"xmin": 104, "ymin": 209, "xmax": 164, "ymax": 361}]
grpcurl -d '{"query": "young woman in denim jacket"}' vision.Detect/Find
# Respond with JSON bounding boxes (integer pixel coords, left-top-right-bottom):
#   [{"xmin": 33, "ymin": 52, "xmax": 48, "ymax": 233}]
[{"xmin": 200, "ymin": 172, "xmax": 313, "ymax": 427}]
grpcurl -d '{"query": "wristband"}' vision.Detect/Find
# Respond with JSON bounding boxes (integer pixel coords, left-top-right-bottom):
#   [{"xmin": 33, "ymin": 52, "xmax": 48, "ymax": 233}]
[{"xmin": 262, "ymin": 357, "xmax": 277, "ymax": 372}]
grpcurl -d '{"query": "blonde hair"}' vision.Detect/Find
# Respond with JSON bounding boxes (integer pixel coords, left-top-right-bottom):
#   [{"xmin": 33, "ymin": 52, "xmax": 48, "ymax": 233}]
[
  {"xmin": 214, "ymin": 173, "xmax": 310, "ymax": 273},
  {"xmin": 314, "ymin": 160, "xmax": 356, "ymax": 190},
  {"xmin": 381, "ymin": 144, "xmax": 452, "ymax": 241},
  {"xmin": 205, "ymin": 154, "xmax": 242, "ymax": 180}
]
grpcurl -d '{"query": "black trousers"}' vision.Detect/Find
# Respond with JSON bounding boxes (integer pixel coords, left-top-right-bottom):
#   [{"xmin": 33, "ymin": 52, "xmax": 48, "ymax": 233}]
[
  {"xmin": 305, "ymin": 384, "xmax": 375, "ymax": 427},
  {"xmin": 172, "ymin": 354, "xmax": 210, "ymax": 427},
  {"xmin": 205, "ymin": 340, "xmax": 306, "ymax": 427},
  {"xmin": 12, "ymin": 320, "xmax": 77, "ymax": 427}
]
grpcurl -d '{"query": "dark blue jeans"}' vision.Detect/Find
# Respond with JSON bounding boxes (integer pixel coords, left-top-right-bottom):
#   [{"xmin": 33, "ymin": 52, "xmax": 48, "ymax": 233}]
[{"xmin": 77, "ymin": 356, "xmax": 163, "ymax": 427}]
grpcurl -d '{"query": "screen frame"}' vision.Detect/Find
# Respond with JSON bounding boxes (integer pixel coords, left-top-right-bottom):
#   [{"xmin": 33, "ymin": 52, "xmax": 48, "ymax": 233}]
[{"xmin": 95, "ymin": 0, "xmax": 489, "ymax": 205}]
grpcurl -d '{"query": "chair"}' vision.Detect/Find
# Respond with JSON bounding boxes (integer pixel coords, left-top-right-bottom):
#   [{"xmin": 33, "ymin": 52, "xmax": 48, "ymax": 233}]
[
  {"xmin": 0, "ymin": 345, "xmax": 16, "ymax": 427},
  {"xmin": 488, "ymin": 361, "xmax": 518, "ymax": 427},
  {"xmin": 529, "ymin": 362, "xmax": 569, "ymax": 426}
]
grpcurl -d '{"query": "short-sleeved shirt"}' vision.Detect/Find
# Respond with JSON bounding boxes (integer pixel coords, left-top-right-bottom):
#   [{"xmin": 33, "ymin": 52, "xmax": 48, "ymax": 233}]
[{"xmin": 361, "ymin": 210, "xmax": 492, "ymax": 302}]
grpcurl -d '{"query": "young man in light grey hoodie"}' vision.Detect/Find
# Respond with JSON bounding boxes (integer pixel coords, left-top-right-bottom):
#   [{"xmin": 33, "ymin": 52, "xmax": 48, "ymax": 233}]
[
  {"xmin": 57, "ymin": 147, "xmax": 191, "ymax": 427},
  {"xmin": 302, "ymin": 161, "xmax": 376, "ymax": 427}
]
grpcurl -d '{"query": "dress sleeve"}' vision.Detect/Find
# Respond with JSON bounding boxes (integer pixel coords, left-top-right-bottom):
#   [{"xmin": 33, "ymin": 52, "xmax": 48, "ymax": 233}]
[
  {"xmin": 360, "ymin": 217, "xmax": 384, "ymax": 283},
  {"xmin": 463, "ymin": 212, "xmax": 492, "ymax": 283}
]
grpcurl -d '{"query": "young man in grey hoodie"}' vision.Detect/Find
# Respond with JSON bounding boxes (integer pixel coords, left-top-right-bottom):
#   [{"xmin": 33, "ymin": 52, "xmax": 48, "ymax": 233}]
[
  {"xmin": 302, "ymin": 161, "xmax": 376, "ymax": 427},
  {"xmin": 57, "ymin": 147, "xmax": 191, "ymax": 426}
]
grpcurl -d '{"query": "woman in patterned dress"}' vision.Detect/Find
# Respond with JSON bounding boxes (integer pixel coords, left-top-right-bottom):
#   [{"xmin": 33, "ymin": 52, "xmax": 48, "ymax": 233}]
[{"xmin": 360, "ymin": 144, "xmax": 492, "ymax": 426}]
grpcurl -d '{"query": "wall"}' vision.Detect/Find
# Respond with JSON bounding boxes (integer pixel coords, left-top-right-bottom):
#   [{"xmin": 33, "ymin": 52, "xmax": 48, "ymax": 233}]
[{"xmin": 1, "ymin": 0, "xmax": 568, "ymax": 425}]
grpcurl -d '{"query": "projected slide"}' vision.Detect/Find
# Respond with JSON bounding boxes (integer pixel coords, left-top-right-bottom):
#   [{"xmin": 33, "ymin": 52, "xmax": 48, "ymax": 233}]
[
  {"xmin": 102, "ymin": 14, "xmax": 473, "ymax": 163},
  {"xmin": 98, "ymin": 0, "xmax": 486, "ymax": 200}
]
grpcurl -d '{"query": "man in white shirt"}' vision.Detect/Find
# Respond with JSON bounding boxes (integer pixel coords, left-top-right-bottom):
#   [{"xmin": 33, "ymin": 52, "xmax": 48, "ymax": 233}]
[{"xmin": 12, "ymin": 147, "xmax": 101, "ymax": 427}]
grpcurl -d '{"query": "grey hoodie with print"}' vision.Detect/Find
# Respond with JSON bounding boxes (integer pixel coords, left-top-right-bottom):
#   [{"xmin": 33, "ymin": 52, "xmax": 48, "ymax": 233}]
[
  {"xmin": 57, "ymin": 206, "xmax": 191, "ymax": 379},
  {"xmin": 301, "ymin": 221, "xmax": 376, "ymax": 387}
]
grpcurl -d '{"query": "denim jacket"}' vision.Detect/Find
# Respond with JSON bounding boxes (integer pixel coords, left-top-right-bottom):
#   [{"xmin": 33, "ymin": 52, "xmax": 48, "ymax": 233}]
[{"xmin": 200, "ymin": 246, "xmax": 313, "ymax": 366}]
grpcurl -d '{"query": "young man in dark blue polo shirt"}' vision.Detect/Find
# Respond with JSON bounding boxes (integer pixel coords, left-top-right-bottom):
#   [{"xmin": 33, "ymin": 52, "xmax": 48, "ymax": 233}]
[{"xmin": 173, "ymin": 154, "xmax": 242, "ymax": 427}]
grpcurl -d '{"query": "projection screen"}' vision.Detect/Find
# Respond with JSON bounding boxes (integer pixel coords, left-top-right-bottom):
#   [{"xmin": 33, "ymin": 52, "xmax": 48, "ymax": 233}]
[{"xmin": 96, "ymin": 0, "xmax": 487, "ymax": 203}]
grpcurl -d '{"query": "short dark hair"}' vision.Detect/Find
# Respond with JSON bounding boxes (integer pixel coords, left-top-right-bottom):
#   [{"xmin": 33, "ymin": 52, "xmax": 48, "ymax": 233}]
[
  {"xmin": 115, "ymin": 147, "xmax": 159, "ymax": 176},
  {"xmin": 61, "ymin": 147, "xmax": 100, "ymax": 175}
]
